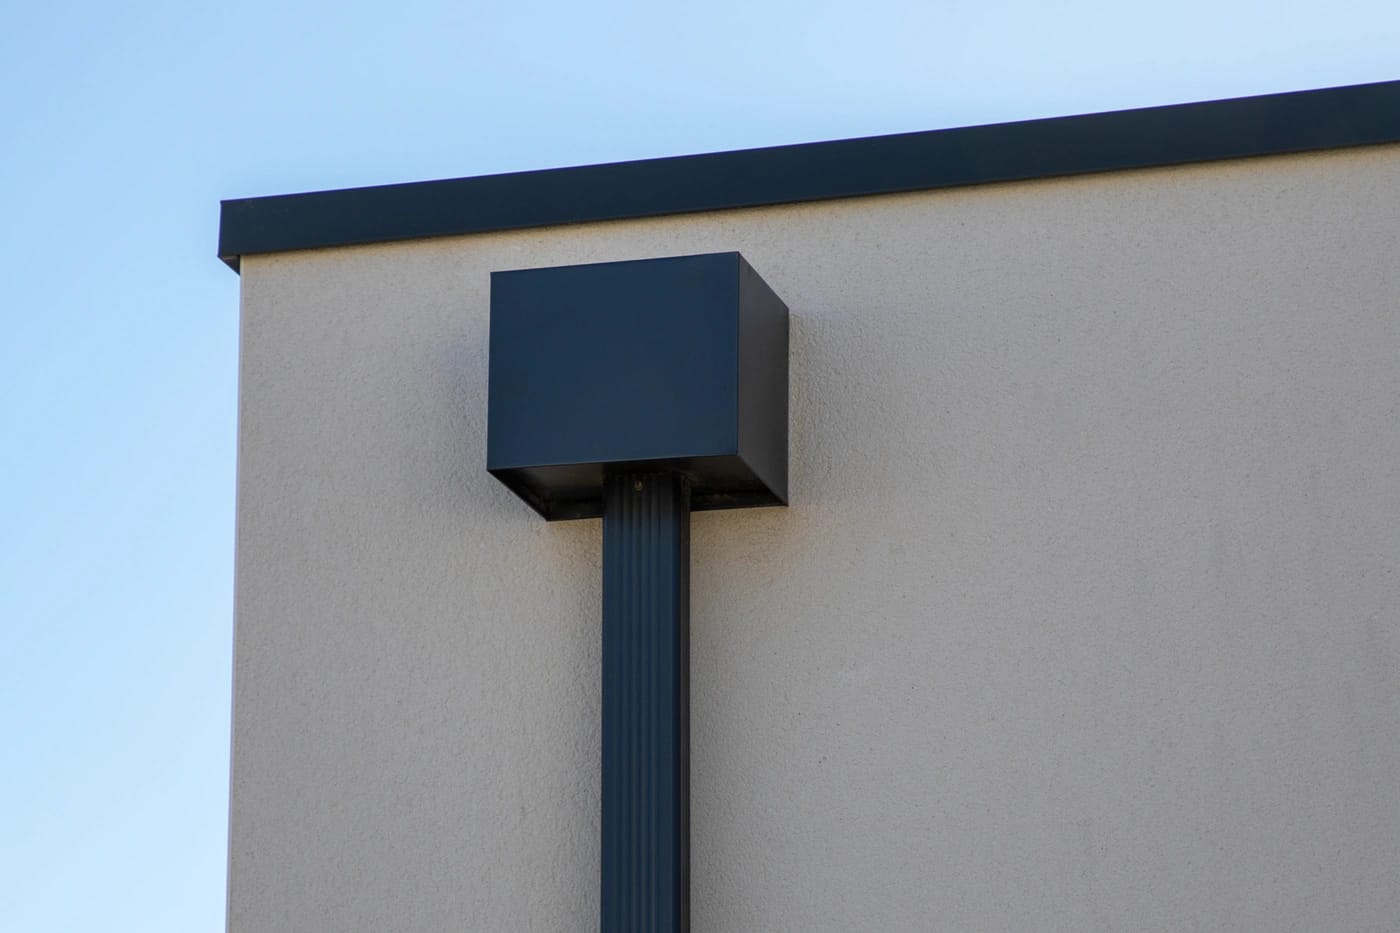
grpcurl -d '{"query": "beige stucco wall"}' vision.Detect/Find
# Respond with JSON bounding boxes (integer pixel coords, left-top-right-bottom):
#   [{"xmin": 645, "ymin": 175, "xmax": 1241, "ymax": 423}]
[{"xmin": 230, "ymin": 144, "xmax": 1400, "ymax": 931}]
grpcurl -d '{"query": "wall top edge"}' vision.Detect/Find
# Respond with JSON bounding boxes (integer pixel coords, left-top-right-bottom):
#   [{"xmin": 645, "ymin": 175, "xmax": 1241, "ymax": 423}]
[{"xmin": 218, "ymin": 80, "xmax": 1400, "ymax": 273}]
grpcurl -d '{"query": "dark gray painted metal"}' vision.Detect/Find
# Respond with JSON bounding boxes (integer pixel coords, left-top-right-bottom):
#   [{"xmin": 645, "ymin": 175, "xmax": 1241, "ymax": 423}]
[
  {"xmin": 484, "ymin": 254, "xmax": 785, "ymax": 929},
  {"xmin": 219, "ymin": 80, "xmax": 1400, "ymax": 271},
  {"xmin": 487, "ymin": 252, "xmax": 788, "ymax": 521},
  {"xmin": 601, "ymin": 472, "xmax": 690, "ymax": 933}
]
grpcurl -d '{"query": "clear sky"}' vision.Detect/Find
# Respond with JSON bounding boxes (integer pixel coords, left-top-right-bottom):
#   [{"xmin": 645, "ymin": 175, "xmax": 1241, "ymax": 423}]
[{"xmin": 1, "ymin": 1, "xmax": 1394, "ymax": 928}]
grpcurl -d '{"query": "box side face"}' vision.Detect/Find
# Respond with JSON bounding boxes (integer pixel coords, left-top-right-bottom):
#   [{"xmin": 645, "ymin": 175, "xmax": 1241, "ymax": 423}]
[
  {"xmin": 233, "ymin": 144, "xmax": 1400, "ymax": 932},
  {"xmin": 736, "ymin": 256, "xmax": 790, "ymax": 503},
  {"xmin": 488, "ymin": 254, "xmax": 739, "ymax": 473}
]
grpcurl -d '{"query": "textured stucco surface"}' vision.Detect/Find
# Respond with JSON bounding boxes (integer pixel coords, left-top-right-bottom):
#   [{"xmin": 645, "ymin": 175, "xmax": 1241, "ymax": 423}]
[{"xmin": 231, "ymin": 145, "xmax": 1400, "ymax": 931}]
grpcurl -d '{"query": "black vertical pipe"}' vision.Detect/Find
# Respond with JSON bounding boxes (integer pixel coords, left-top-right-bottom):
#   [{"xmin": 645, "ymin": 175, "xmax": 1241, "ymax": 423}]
[{"xmin": 601, "ymin": 471, "xmax": 690, "ymax": 933}]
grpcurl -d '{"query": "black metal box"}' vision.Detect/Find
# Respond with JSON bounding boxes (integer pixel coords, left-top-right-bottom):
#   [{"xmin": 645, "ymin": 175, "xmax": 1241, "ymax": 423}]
[{"xmin": 488, "ymin": 252, "xmax": 788, "ymax": 520}]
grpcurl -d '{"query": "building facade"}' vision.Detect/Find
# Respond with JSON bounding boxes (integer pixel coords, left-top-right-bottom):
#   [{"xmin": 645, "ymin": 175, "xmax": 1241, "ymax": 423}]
[{"xmin": 220, "ymin": 82, "xmax": 1400, "ymax": 930}]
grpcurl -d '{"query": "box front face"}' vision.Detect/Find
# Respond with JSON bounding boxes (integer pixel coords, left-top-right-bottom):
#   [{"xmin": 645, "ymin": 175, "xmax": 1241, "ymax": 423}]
[{"xmin": 488, "ymin": 254, "xmax": 740, "ymax": 472}]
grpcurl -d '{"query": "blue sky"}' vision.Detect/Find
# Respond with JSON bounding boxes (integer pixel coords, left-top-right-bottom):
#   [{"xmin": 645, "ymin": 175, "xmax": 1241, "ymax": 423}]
[{"xmin": 1, "ymin": 1, "xmax": 1395, "ymax": 928}]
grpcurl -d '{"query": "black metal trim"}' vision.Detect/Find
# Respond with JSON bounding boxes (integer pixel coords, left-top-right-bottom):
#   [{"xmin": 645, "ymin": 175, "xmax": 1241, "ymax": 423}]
[{"xmin": 219, "ymin": 80, "xmax": 1400, "ymax": 272}]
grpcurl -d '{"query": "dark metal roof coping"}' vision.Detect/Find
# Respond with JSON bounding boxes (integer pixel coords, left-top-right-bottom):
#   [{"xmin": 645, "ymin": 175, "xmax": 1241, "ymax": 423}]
[{"xmin": 219, "ymin": 80, "xmax": 1400, "ymax": 272}]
